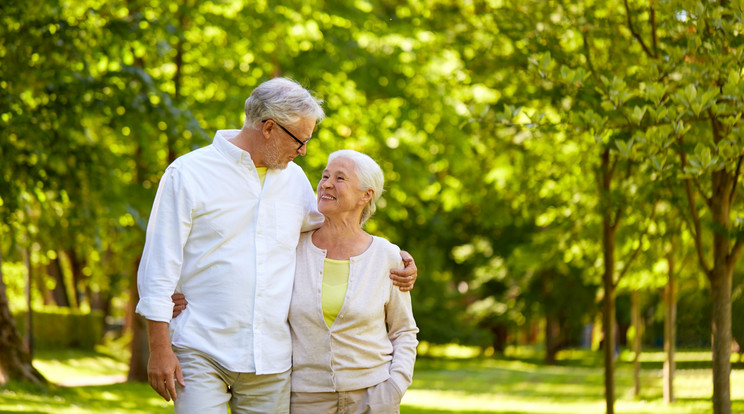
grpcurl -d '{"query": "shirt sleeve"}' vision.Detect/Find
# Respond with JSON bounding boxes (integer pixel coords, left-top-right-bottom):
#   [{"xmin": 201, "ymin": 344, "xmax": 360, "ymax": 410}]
[
  {"xmin": 135, "ymin": 165, "xmax": 194, "ymax": 322},
  {"xmin": 300, "ymin": 174, "xmax": 324, "ymax": 232},
  {"xmin": 385, "ymin": 259, "xmax": 419, "ymax": 394}
]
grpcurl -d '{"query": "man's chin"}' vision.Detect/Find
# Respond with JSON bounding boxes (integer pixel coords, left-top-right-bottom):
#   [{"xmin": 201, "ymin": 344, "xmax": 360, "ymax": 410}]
[{"xmin": 267, "ymin": 161, "xmax": 290, "ymax": 170}]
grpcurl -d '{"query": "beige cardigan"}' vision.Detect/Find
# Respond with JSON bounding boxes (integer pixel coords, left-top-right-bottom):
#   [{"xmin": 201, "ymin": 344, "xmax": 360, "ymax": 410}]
[{"xmin": 288, "ymin": 232, "xmax": 419, "ymax": 394}]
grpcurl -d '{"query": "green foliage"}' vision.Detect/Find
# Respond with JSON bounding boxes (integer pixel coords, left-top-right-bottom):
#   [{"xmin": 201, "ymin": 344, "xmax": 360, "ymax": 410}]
[{"xmin": 2, "ymin": 0, "xmax": 744, "ymax": 374}]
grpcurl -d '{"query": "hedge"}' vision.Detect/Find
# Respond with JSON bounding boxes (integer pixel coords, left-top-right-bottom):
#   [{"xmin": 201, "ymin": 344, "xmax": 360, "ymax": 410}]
[{"xmin": 12, "ymin": 308, "xmax": 104, "ymax": 350}]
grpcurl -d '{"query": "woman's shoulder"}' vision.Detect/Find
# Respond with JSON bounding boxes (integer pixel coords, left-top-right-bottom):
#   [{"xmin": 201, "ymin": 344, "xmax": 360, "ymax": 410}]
[
  {"xmin": 299, "ymin": 230, "xmax": 314, "ymax": 242},
  {"xmin": 369, "ymin": 236, "xmax": 402, "ymax": 260},
  {"xmin": 297, "ymin": 230, "xmax": 322, "ymax": 255}
]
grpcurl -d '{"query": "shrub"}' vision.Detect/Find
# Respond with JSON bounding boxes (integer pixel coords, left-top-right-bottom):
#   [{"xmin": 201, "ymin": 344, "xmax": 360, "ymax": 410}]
[{"xmin": 12, "ymin": 308, "xmax": 104, "ymax": 350}]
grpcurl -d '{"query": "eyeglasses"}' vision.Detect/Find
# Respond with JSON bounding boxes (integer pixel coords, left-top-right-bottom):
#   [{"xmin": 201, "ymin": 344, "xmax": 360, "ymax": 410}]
[{"xmin": 262, "ymin": 119, "xmax": 311, "ymax": 151}]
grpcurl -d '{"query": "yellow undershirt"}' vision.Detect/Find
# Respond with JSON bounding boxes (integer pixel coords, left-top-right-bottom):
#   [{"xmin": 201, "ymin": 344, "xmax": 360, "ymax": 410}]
[
  {"xmin": 322, "ymin": 258, "xmax": 350, "ymax": 328},
  {"xmin": 256, "ymin": 167, "xmax": 267, "ymax": 187}
]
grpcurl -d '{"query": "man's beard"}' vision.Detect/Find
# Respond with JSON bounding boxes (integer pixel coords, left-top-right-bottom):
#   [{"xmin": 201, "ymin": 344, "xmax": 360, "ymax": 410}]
[{"xmin": 263, "ymin": 138, "xmax": 290, "ymax": 170}]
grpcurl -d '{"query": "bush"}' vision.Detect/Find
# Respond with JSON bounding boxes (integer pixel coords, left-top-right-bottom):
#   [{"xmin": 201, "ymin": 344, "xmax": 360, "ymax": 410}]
[{"xmin": 12, "ymin": 308, "xmax": 104, "ymax": 350}]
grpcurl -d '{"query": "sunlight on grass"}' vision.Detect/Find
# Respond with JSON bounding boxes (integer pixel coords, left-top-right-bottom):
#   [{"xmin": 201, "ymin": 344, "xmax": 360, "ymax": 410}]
[
  {"xmin": 403, "ymin": 388, "xmax": 713, "ymax": 414},
  {"xmin": 418, "ymin": 341, "xmax": 491, "ymax": 359},
  {"xmin": 31, "ymin": 336, "xmax": 130, "ymax": 383},
  {"xmin": 33, "ymin": 352, "xmax": 127, "ymax": 383}
]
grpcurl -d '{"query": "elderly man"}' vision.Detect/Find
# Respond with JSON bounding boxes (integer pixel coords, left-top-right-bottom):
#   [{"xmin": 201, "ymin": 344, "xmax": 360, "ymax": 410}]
[{"xmin": 136, "ymin": 78, "xmax": 417, "ymax": 414}]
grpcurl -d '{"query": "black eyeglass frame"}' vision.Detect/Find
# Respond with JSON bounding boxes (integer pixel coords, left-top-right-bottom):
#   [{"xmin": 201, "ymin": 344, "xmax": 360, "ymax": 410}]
[{"xmin": 262, "ymin": 119, "xmax": 311, "ymax": 151}]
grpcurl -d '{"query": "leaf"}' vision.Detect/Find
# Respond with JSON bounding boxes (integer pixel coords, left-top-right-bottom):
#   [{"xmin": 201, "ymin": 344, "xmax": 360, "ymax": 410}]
[
  {"xmin": 651, "ymin": 155, "xmax": 663, "ymax": 172},
  {"xmin": 615, "ymin": 138, "xmax": 635, "ymax": 158},
  {"xmin": 631, "ymin": 106, "xmax": 647, "ymax": 125},
  {"xmin": 645, "ymin": 83, "xmax": 668, "ymax": 106},
  {"xmin": 673, "ymin": 120, "xmax": 689, "ymax": 136}
]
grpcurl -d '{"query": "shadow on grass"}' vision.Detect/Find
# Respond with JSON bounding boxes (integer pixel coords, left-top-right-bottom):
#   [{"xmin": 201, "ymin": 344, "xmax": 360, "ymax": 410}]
[
  {"xmin": 0, "ymin": 411, "xmax": 48, "ymax": 414},
  {"xmin": 1, "ymin": 381, "xmax": 171, "ymax": 414},
  {"xmin": 636, "ymin": 359, "xmax": 744, "ymax": 371},
  {"xmin": 502, "ymin": 347, "xmax": 744, "ymax": 372},
  {"xmin": 33, "ymin": 348, "xmax": 121, "ymax": 363}
]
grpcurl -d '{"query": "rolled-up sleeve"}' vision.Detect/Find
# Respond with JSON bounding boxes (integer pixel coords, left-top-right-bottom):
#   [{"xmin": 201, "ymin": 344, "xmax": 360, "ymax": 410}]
[
  {"xmin": 135, "ymin": 166, "xmax": 193, "ymax": 322},
  {"xmin": 300, "ymin": 178, "xmax": 324, "ymax": 233}
]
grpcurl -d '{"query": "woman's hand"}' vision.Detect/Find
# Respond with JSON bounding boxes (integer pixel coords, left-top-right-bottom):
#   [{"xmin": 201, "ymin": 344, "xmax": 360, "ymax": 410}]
[
  {"xmin": 390, "ymin": 250, "xmax": 417, "ymax": 292},
  {"xmin": 171, "ymin": 293, "xmax": 187, "ymax": 318}
]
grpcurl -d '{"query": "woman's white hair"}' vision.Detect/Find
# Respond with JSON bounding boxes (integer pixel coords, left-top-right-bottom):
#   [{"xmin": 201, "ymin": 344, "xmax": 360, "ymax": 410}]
[
  {"xmin": 244, "ymin": 77, "xmax": 325, "ymax": 128},
  {"xmin": 327, "ymin": 150, "xmax": 384, "ymax": 226}
]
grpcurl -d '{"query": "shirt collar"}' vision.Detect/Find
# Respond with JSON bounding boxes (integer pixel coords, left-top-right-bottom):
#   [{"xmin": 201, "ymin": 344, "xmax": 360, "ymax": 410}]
[{"xmin": 213, "ymin": 129, "xmax": 253, "ymax": 165}]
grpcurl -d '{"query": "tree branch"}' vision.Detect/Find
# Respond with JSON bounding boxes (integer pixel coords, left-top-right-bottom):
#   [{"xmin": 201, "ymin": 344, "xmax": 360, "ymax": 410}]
[
  {"xmin": 615, "ymin": 202, "xmax": 658, "ymax": 286},
  {"xmin": 709, "ymin": 109, "xmax": 723, "ymax": 144},
  {"xmin": 612, "ymin": 159, "xmax": 633, "ymax": 229},
  {"xmin": 624, "ymin": 0, "xmax": 654, "ymax": 58},
  {"xmin": 580, "ymin": 27, "xmax": 607, "ymax": 95},
  {"xmin": 678, "ymin": 146, "xmax": 711, "ymax": 274},
  {"xmin": 650, "ymin": 0, "xmax": 658, "ymax": 57},
  {"xmin": 692, "ymin": 175, "xmax": 713, "ymax": 210},
  {"xmin": 730, "ymin": 156, "xmax": 742, "ymax": 209},
  {"xmin": 685, "ymin": 177, "xmax": 711, "ymax": 274},
  {"xmin": 731, "ymin": 239, "xmax": 744, "ymax": 268}
]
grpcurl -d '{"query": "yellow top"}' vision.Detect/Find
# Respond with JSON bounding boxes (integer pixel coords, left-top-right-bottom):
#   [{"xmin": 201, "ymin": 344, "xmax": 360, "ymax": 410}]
[
  {"xmin": 321, "ymin": 258, "xmax": 350, "ymax": 328},
  {"xmin": 256, "ymin": 167, "xmax": 267, "ymax": 187}
]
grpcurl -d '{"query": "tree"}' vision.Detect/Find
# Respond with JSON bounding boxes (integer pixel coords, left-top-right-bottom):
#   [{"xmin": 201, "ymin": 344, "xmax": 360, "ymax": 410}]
[
  {"xmin": 508, "ymin": 1, "xmax": 744, "ymax": 412},
  {"xmin": 0, "ymin": 249, "xmax": 46, "ymax": 385}
]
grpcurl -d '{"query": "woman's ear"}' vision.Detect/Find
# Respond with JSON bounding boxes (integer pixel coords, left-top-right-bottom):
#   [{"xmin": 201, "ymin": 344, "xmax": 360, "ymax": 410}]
[{"xmin": 361, "ymin": 189, "xmax": 374, "ymax": 204}]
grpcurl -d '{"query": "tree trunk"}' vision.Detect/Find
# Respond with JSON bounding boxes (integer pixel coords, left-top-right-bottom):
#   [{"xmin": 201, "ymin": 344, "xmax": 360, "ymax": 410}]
[
  {"xmin": 602, "ymin": 216, "xmax": 616, "ymax": 414},
  {"xmin": 67, "ymin": 249, "xmax": 85, "ymax": 308},
  {"xmin": 0, "ymin": 250, "xmax": 47, "ymax": 385},
  {"xmin": 127, "ymin": 256, "xmax": 149, "ymax": 382},
  {"xmin": 709, "ymin": 168, "xmax": 734, "ymax": 414},
  {"xmin": 663, "ymin": 253, "xmax": 676, "ymax": 403},
  {"xmin": 47, "ymin": 255, "xmax": 71, "ymax": 307},
  {"xmin": 127, "ymin": 313, "xmax": 149, "ymax": 382},
  {"xmin": 22, "ymin": 248, "xmax": 33, "ymax": 356},
  {"xmin": 545, "ymin": 313, "xmax": 558, "ymax": 365},
  {"xmin": 710, "ymin": 262, "xmax": 733, "ymax": 414},
  {"xmin": 632, "ymin": 290, "xmax": 642, "ymax": 397},
  {"xmin": 490, "ymin": 324, "xmax": 508, "ymax": 353},
  {"xmin": 600, "ymin": 147, "xmax": 617, "ymax": 414}
]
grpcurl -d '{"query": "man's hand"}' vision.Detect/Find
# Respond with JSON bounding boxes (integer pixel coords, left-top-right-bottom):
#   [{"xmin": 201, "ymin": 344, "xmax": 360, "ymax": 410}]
[
  {"xmin": 172, "ymin": 293, "xmax": 187, "ymax": 318},
  {"xmin": 146, "ymin": 320, "xmax": 185, "ymax": 401},
  {"xmin": 391, "ymin": 250, "xmax": 417, "ymax": 292}
]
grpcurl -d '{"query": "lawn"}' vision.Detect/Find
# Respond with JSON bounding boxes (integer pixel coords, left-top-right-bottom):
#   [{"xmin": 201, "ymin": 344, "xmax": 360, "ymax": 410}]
[{"xmin": 1, "ymin": 341, "xmax": 743, "ymax": 413}]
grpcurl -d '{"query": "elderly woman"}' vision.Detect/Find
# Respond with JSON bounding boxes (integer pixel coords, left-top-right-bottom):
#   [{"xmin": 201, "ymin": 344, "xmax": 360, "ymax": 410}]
[{"xmin": 288, "ymin": 150, "xmax": 418, "ymax": 414}]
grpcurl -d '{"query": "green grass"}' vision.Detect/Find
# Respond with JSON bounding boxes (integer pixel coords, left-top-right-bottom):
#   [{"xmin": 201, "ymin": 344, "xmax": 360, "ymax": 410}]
[{"xmin": 1, "ymin": 342, "xmax": 743, "ymax": 413}]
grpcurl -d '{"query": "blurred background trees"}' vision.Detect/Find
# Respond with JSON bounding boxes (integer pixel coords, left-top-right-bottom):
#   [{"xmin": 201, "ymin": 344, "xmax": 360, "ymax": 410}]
[{"xmin": 2, "ymin": 1, "xmax": 744, "ymax": 413}]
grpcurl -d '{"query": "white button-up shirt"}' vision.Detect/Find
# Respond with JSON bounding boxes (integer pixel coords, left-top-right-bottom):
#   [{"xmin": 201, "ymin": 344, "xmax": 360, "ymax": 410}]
[{"xmin": 136, "ymin": 129, "xmax": 323, "ymax": 374}]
